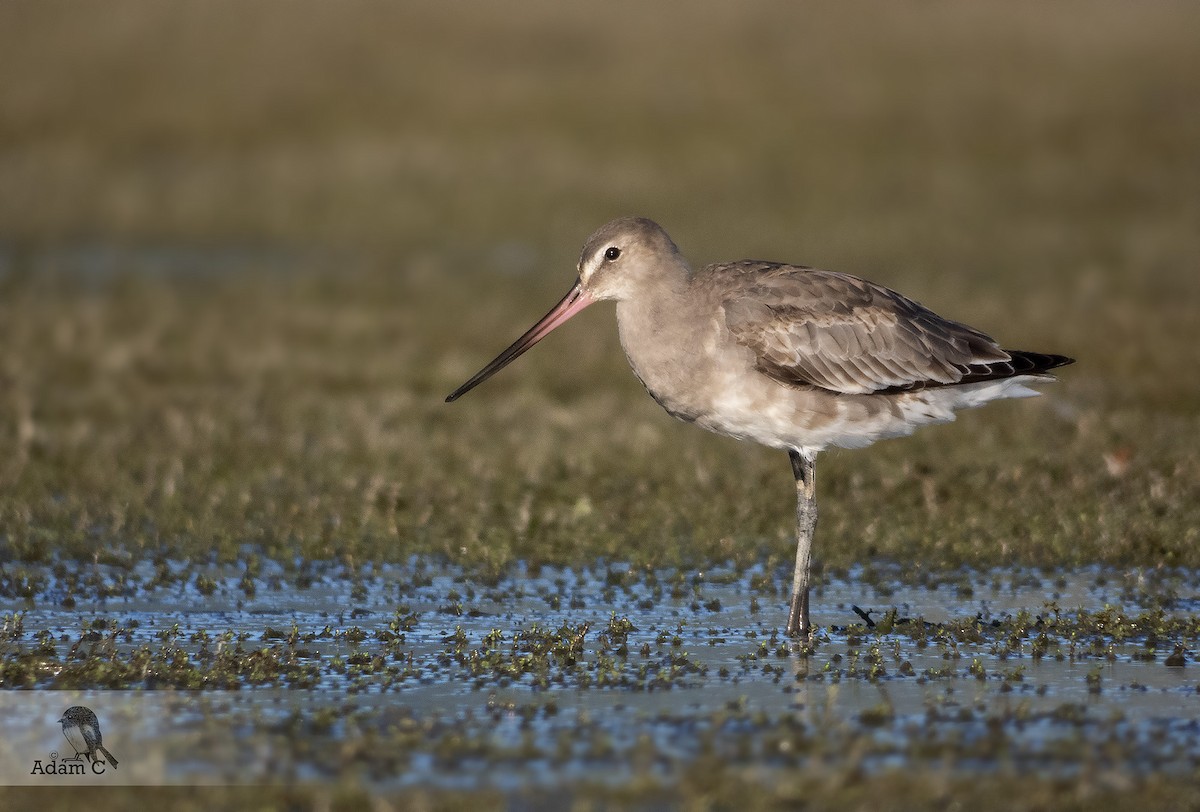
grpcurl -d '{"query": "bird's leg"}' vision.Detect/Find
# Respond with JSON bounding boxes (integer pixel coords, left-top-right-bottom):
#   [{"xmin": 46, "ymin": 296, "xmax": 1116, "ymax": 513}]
[{"xmin": 786, "ymin": 450, "xmax": 817, "ymax": 638}]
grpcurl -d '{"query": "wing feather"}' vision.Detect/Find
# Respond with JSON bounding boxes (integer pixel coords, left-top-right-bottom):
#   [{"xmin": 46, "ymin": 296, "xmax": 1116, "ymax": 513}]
[{"xmin": 710, "ymin": 262, "xmax": 1024, "ymax": 395}]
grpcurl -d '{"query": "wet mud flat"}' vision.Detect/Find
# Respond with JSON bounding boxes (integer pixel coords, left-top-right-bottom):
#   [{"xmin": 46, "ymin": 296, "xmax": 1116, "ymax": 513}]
[{"xmin": 3, "ymin": 559, "xmax": 1200, "ymax": 797}]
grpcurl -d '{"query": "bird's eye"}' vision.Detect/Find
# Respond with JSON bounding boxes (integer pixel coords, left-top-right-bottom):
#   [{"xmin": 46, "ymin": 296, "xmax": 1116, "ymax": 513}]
[{"xmin": 604, "ymin": 246, "xmax": 621, "ymax": 261}]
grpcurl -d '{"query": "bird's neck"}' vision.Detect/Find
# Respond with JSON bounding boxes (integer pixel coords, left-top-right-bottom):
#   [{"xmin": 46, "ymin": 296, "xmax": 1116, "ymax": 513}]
[
  {"xmin": 614, "ymin": 264, "xmax": 707, "ymax": 415},
  {"xmin": 615, "ymin": 261, "xmax": 692, "ymax": 332}
]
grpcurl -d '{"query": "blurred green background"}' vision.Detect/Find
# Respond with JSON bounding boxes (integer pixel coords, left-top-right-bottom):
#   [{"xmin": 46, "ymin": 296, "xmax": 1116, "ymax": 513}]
[{"xmin": 1, "ymin": 1, "xmax": 1198, "ymax": 577}]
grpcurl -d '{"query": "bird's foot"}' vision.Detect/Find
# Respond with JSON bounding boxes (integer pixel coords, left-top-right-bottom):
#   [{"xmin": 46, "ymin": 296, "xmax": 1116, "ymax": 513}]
[
  {"xmin": 786, "ymin": 588, "xmax": 811, "ymax": 639},
  {"xmin": 785, "ymin": 616, "xmax": 808, "ymax": 637}
]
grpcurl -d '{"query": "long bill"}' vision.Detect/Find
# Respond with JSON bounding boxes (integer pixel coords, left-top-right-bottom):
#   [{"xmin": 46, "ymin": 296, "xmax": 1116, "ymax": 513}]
[{"xmin": 445, "ymin": 278, "xmax": 594, "ymax": 402}]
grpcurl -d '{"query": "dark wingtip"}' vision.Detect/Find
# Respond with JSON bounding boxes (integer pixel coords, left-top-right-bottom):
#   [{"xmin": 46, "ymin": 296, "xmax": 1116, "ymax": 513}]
[
  {"xmin": 878, "ymin": 350, "xmax": 1076, "ymax": 394},
  {"xmin": 1007, "ymin": 351, "xmax": 1075, "ymax": 374}
]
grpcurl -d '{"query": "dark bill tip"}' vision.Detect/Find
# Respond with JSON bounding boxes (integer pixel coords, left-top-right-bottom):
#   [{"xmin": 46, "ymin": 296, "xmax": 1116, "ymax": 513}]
[{"xmin": 444, "ymin": 279, "xmax": 593, "ymax": 403}]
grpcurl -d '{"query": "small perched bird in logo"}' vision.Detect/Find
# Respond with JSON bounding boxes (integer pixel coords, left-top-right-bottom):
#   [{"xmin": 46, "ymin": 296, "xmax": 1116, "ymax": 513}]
[{"xmin": 58, "ymin": 706, "xmax": 119, "ymax": 769}]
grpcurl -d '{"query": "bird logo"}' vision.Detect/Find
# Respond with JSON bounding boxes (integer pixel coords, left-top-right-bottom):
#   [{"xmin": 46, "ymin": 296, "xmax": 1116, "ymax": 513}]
[{"xmin": 57, "ymin": 706, "xmax": 119, "ymax": 770}]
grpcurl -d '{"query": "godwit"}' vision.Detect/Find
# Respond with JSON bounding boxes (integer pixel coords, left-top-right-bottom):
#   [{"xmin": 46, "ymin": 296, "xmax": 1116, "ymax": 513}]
[{"xmin": 447, "ymin": 217, "xmax": 1073, "ymax": 637}]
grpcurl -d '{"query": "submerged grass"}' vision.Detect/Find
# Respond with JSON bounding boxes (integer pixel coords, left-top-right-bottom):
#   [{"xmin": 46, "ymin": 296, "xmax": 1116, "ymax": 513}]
[
  {"xmin": 4, "ymin": 559, "xmax": 1200, "ymax": 786},
  {"xmin": 5, "ymin": 564, "xmax": 1200, "ymax": 801}
]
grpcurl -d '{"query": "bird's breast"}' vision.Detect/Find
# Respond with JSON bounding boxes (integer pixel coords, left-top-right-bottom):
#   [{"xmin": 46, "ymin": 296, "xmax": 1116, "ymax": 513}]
[
  {"xmin": 615, "ymin": 297, "xmax": 721, "ymax": 422},
  {"xmin": 614, "ymin": 294, "xmax": 895, "ymax": 454},
  {"xmin": 616, "ymin": 296, "xmax": 798, "ymax": 439}
]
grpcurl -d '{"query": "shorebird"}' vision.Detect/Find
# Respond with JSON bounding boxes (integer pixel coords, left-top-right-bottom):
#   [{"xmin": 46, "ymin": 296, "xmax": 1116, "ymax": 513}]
[
  {"xmin": 447, "ymin": 217, "xmax": 1073, "ymax": 637},
  {"xmin": 58, "ymin": 706, "xmax": 119, "ymax": 769}
]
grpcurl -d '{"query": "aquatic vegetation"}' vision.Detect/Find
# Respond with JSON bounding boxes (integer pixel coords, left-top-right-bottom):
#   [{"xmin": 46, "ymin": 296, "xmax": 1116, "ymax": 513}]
[{"xmin": 2, "ymin": 563, "xmax": 1200, "ymax": 810}]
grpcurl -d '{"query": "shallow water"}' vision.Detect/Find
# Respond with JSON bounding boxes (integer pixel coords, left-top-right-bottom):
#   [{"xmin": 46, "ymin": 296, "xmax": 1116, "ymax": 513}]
[{"xmin": 3, "ymin": 560, "xmax": 1200, "ymax": 787}]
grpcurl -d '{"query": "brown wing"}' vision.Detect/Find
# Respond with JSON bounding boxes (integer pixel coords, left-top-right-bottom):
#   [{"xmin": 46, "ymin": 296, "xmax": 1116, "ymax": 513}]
[{"xmin": 712, "ymin": 262, "xmax": 1019, "ymax": 395}]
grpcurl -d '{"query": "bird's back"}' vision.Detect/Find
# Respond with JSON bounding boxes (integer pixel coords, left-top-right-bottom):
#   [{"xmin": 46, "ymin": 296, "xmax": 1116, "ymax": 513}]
[
  {"xmin": 643, "ymin": 260, "xmax": 1075, "ymax": 455},
  {"xmin": 696, "ymin": 261, "xmax": 1071, "ymax": 396}
]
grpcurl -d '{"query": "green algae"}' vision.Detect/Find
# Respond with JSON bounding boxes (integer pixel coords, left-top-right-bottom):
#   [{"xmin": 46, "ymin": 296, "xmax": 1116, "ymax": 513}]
[
  {"xmin": 4, "ymin": 564, "xmax": 1200, "ymax": 782},
  {"xmin": 5, "ymin": 562, "xmax": 1200, "ymax": 803}
]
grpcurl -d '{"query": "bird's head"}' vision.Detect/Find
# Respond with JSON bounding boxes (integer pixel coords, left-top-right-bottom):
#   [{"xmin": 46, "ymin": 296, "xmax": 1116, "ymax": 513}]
[
  {"xmin": 445, "ymin": 216, "xmax": 684, "ymax": 402},
  {"xmin": 576, "ymin": 216, "xmax": 685, "ymax": 302}
]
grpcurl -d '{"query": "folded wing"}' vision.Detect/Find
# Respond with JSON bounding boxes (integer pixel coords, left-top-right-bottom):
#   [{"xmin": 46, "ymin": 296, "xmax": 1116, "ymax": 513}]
[{"xmin": 716, "ymin": 262, "xmax": 1070, "ymax": 395}]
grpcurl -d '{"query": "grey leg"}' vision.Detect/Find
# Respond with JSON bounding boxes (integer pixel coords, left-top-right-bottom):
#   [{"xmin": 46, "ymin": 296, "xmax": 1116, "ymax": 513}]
[{"xmin": 786, "ymin": 450, "xmax": 817, "ymax": 638}]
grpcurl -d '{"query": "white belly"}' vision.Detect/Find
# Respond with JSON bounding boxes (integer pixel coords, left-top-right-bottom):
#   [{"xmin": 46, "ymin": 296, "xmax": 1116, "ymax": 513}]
[{"xmin": 675, "ymin": 362, "xmax": 1043, "ymax": 458}]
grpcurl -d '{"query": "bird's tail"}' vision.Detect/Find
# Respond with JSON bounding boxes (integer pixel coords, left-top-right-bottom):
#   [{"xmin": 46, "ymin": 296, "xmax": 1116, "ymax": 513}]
[
  {"xmin": 959, "ymin": 350, "xmax": 1075, "ymax": 385},
  {"xmin": 98, "ymin": 746, "xmax": 119, "ymax": 768}
]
